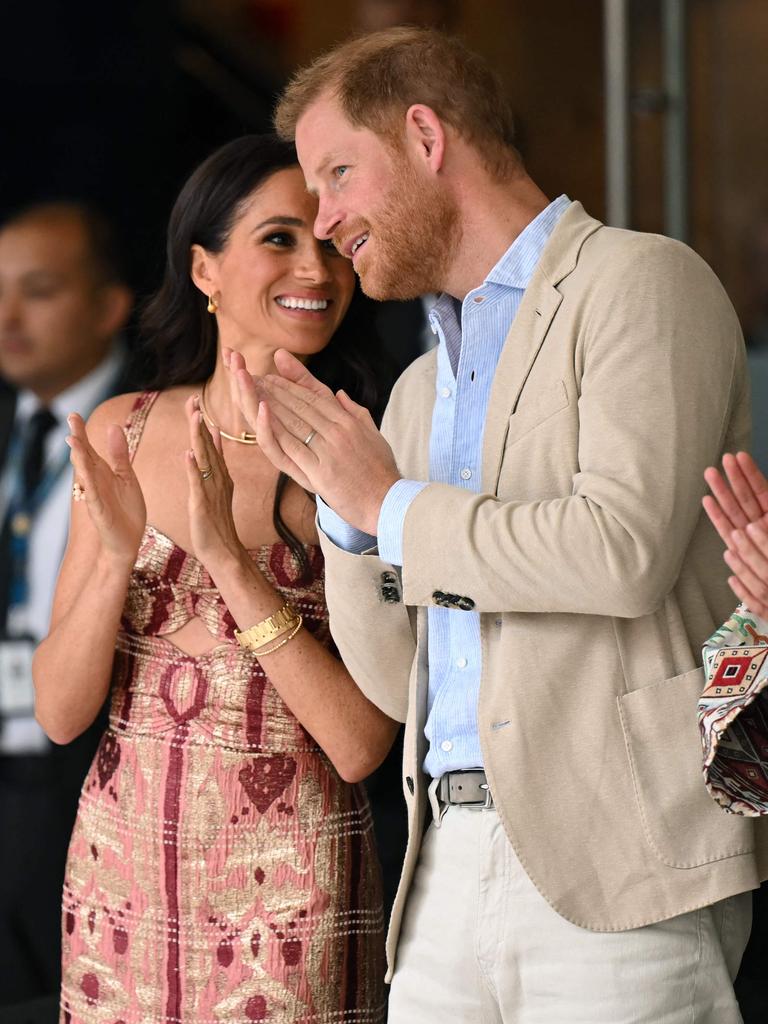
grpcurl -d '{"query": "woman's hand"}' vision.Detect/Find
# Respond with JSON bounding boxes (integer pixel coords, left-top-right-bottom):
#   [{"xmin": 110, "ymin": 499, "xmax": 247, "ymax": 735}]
[
  {"xmin": 185, "ymin": 394, "xmax": 249, "ymax": 575},
  {"xmin": 66, "ymin": 413, "xmax": 146, "ymax": 566},
  {"xmin": 703, "ymin": 451, "xmax": 768, "ymax": 548},
  {"xmin": 703, "ymin": 451, "xmax": 768, "ymax": 614}
]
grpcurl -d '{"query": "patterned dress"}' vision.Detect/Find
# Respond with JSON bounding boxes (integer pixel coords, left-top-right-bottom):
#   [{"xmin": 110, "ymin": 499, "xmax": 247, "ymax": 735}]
[{"xmin": 60, "ymin": 393, "xmax": 386, "ymax": 1024}]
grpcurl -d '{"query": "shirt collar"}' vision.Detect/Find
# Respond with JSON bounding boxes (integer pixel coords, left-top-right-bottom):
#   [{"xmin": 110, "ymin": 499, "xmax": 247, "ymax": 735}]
[
  {"xmin": 15, "ymin": 343, "xmax": 125, "ymax": 426},
  {"xmin": 485, "ymin": 194, "xmax": 571, "ymax": 290},
  {"xmin": 429, "ymin": 195, "xmax": 571, "ymax": 333}
]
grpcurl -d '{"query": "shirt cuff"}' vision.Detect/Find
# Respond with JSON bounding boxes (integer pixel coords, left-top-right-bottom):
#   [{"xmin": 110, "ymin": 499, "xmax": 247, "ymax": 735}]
[
  {"xmin": 377, "ymin": 480, "xmax": 428, "ymax": 566},
  {"xmin": 316, "ymin": 496, "xmax": 376, "ymax": 554}
]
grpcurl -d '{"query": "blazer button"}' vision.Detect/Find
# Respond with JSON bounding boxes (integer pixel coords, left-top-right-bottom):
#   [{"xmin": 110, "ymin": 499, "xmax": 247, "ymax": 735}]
[
  {"xmin": 381, "ymin": 585, "xmax": 400, "ymax": 603},
  {"xmin": 455, "ymin": 596, "xmax": 475, "ymax": 611},
  {"xmin": 432, "ymin": 590, "xmax": 447, "ymax": 606},
  {"xmin": 381, "ymin": 570, "xmax": 398, "ymax": 585},
  {"xmin": 405, "ymin": 776, "xmax": 415, "ymax": 794}
]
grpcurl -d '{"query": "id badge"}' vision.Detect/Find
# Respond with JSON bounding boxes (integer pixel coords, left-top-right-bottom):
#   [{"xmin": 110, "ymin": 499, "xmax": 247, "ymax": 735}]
[{"xmin": 0, "ymin": 638, "xmax": 37, "ymax": 716}]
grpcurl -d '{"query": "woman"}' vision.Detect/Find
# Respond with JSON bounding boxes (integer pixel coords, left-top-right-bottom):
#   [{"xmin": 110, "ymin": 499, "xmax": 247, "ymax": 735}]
[{"xmin": 33, "ymin": 135, "xmax": 397, "ymax": 1023}]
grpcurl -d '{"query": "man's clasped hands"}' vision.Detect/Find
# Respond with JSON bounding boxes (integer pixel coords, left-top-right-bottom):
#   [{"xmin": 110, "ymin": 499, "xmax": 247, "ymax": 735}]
[{"xmin": 224, "ymin": 346, "xmax": 401, "ymax": 538}]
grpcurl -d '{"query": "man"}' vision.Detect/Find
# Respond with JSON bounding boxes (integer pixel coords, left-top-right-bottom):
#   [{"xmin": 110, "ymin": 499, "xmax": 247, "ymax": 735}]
[
  {"xmin": 0, "ymin": 202, "xmax": 133, "ymax": 1014},
  {"xmin": 230, "ymin": 28, "xmax": 768, "ymax": 1022}
]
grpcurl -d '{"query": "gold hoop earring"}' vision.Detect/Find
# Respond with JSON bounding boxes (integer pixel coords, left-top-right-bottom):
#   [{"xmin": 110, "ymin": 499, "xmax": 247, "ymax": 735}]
[{"xmin": 207, "ymin": 295, "xmax": 218, "ymax": 314}]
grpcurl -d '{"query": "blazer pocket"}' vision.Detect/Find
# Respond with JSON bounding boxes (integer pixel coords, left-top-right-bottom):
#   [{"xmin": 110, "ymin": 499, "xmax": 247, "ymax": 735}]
[
  {"xmin": 618, "ymin": 667, "xmax": 754, "ymax": 868},
  {"xmin": 504, "ymin": 379, "xmax": 570, "ymax": 450}
]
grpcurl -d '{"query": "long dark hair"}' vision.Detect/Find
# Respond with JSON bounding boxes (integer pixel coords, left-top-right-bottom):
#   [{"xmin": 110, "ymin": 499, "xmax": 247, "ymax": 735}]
[{"xmin": 141, "ymin": 134, "xmax": 394, "ymax": 576}]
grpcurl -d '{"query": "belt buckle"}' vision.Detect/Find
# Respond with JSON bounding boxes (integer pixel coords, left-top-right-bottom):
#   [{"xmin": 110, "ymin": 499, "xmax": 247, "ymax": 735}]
[{"xmin": 443, "ymin": 769, "xmax": 493, "ymax": 807}]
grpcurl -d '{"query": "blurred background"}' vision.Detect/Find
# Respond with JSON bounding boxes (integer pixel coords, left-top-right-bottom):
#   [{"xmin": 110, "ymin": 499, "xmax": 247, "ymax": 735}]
[
  {"xmin": 2, "ymin": 0, "xmax": 768, "ymax": 424},
  {"xmin": 1, "ymin": 1, "xmax": 768, "ymax": 1021}
]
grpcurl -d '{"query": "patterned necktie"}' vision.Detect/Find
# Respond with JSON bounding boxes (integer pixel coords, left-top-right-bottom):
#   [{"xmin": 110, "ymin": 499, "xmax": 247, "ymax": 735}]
[{"xmin": 0, "ymin": 406, "xmax": 58, "ymax": 631}]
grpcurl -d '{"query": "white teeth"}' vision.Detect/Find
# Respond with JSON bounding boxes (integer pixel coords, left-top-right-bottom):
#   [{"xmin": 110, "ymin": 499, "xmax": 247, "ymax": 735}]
[
  {"xmin": 351, "ymin": 233, "xmax": 369, "ymax": 256},
  {"xmin": 276, "ymin": 297, "xmax": 329, "ymax": 310}
]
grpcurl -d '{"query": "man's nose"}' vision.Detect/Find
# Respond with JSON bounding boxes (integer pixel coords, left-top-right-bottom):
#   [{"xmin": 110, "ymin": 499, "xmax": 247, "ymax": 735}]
[
  {"xmin": 314, "ymin": 195, "xmax": 343, "ymax": 244},
  {"xmin": 0, "ymin": 291, "xmax": 21, "ymax": 326}
]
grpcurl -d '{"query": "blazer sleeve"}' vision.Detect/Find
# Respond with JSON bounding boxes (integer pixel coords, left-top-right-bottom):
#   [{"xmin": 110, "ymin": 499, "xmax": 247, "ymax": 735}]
[
  {"xmin": 317, "ymin": 398, "xmax": 416, "ymax": 724},
  {"xmin": 399, "ymin": 236, "xmax": 747, "ymax": 618}
]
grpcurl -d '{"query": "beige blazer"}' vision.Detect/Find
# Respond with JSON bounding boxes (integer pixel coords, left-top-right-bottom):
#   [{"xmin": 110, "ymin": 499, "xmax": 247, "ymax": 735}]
[{"xmin": 319, "ymin": 202, "xmax": 768, "ymax": 979}]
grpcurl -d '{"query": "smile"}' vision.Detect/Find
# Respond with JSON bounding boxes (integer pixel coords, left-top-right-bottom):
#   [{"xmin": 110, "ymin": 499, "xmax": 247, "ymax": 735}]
[
  {"xmin": 351, "ymin": 233, "xmax": 369, "ymax": 256},
  {"xmin": 275, "ymin": 296, "xmax": 330, "ymax": 310}
]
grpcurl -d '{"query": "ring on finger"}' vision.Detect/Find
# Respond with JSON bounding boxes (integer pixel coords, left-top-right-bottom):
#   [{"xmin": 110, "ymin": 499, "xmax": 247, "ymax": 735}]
[
  {"xmin": 200, "ymin": 465, "xmax": 214, "ymax": 481},
  {"xmin": 72, "ymin": 481, "xmax": 86, "ymax": 502},
  {"xmin": 303, "ymin": 429, "xmax": 317, "ymax": 447}
]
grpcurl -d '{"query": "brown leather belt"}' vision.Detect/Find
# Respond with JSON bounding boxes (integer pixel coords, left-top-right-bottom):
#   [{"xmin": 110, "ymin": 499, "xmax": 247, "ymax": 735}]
[{"xmin": 438, "ymin": 769, "xmax": 493, "ymax": 807}]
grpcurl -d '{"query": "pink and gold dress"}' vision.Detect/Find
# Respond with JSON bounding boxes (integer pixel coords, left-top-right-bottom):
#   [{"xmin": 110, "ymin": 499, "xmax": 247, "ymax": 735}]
[{"xmin": 60, "ymin": 393, "xmax": 386, "ymax": 1023}]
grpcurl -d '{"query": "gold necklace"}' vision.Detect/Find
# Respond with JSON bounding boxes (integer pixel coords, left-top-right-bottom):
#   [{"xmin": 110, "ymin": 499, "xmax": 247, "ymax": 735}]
[{"xmin": 199, "ymin": 381, "xmax": 259, "ymax": 445}]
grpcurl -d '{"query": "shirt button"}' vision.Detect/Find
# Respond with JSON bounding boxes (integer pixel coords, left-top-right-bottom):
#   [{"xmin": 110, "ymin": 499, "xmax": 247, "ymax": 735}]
[
  {"xmin": 473, "ymin": 295, "xmax": 485, "ymax": 303},
  {"xmin": 456, "ymin": 657, "xmax": 467, "ymax": 669},
  {"xmin": 460, "ymin": 467, "xmax": 472, "ymax": 480},
  {"xmin": 440, "ymin": 386, "xmax": 452, "ymax": 398},
  {"xmin": 441, "ymin": 740, "xmax": 453, "ymax": 752}
]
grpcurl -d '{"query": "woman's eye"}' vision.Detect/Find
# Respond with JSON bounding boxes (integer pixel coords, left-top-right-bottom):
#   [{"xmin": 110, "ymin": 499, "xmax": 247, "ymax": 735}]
[{"xmin": 263, "ymin": 231, "xmax": 294, "ymax": 247}]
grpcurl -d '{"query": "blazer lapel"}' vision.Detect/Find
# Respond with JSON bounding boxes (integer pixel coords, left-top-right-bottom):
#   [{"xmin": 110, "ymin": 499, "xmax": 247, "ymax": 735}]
[
  {"xmin": 481, "ymin": 202, "xmax": 603, "ymax": 493},
  {"xmin": 482, "ymin": 282, "xmax": 562, "ymax": 492}
]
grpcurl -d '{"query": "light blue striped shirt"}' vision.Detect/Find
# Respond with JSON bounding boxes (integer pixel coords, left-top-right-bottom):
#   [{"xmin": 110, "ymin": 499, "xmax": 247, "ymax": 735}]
[{"xmin": 319, "ymin": 195, "xmax": 571, "ymax": 776}]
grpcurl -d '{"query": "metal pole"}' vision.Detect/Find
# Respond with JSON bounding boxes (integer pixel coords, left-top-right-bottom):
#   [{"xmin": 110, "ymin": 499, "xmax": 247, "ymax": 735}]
[
  {"xmin": 662, "ymin": 0, "xmax": 689, "ymax": 241},
  {"xmin": 604, "ymin": 0, "xmax": 631, "ymax": 228}
]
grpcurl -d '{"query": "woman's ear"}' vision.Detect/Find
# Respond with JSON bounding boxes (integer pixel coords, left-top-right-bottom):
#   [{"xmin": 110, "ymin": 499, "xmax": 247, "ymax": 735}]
[
  {"xmin": 404, "ymin": 104, "xmax": 446, "ymax": 174},
  {"xmin": 190, "ymin": 243, "xmax": 217, "ymax": 298}
]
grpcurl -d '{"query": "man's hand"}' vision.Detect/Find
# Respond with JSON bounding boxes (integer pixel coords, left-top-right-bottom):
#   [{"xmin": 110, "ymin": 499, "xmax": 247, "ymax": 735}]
[
  {"xmin": 227, "ymin": 348, "xmax": 401, "ymax": 535},
  {"xmin": 703, "ymin": 451, "xmax": 768, "ymax": 614}
]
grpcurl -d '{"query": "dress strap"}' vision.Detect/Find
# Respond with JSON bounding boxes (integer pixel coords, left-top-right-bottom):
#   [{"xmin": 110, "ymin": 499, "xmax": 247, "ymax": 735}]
[{"xmin": 124, "ymin": 392, "xmax": 160, "ymax": 463}]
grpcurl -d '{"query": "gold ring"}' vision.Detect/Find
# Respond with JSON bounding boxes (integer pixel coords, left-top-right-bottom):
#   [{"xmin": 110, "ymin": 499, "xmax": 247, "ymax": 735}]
[
  {"xmin": 200, "ymin": 466, "xmax": 213, "ymax": 481},
  {"xmin": 72, "ymin": 482, "xmax": 85, "ymax": 502},
  {"xmin": 303, "ymin": 429, "xmax": 317, "ymax": 447}
]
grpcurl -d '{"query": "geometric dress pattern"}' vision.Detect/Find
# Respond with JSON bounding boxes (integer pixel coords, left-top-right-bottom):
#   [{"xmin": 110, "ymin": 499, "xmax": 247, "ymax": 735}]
[
  {"xmin": 699, "ymin": 603, "xmax": 768, "ymax": 816},
  {"xmin": 60, "ymin": 393, "xmax": 386, "ymax": 1023}
]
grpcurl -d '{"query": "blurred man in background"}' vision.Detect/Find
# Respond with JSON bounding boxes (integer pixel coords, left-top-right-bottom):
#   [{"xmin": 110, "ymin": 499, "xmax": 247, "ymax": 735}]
[{"xmin": 0, "ymin": 202, "xmax": 133, "ymax": 1018}]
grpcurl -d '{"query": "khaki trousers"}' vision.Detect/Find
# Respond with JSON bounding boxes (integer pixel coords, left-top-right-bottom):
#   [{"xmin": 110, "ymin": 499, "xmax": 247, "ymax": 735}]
[{"xmin": 387, "ymin": 802, "xmax": 751, "ymax": 1024}]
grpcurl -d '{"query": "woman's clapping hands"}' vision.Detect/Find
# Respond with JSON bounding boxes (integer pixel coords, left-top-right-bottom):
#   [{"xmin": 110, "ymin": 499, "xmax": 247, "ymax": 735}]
[{"xmin": 65, "ymin": 412, "xmax": 146, "ymax": 566}]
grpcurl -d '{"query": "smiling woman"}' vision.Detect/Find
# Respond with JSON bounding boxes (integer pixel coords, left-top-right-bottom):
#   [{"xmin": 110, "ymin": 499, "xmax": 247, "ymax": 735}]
[{"xmin": 32, "ymin": 136, "xmax": 394, "ymax": 1024}]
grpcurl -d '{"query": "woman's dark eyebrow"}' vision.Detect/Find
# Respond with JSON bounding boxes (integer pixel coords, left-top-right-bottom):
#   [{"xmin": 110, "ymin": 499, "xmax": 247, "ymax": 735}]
[{"xmin": 252, "ymin": 216, "xmax": 305, "ymax": 231}]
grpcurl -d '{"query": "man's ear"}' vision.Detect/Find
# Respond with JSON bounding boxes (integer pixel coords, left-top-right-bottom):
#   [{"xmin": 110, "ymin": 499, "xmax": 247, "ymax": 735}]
[
  {"xmin": 96, "ymin": 283, "xmax": 133, "ymax": 338},
  {"xmin": 190, "ymin": 243, "xmax": 218, "ymax": 299},
  {"xmin": 404, "ymin": 104, "xmax": 446, "ymax": 173}
]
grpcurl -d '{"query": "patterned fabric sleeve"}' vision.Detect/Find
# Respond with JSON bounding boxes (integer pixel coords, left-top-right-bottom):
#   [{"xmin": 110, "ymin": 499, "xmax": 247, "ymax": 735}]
[{"xmin": 699, "ymin": 604, "xmax": 768, "ymax": 815}]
